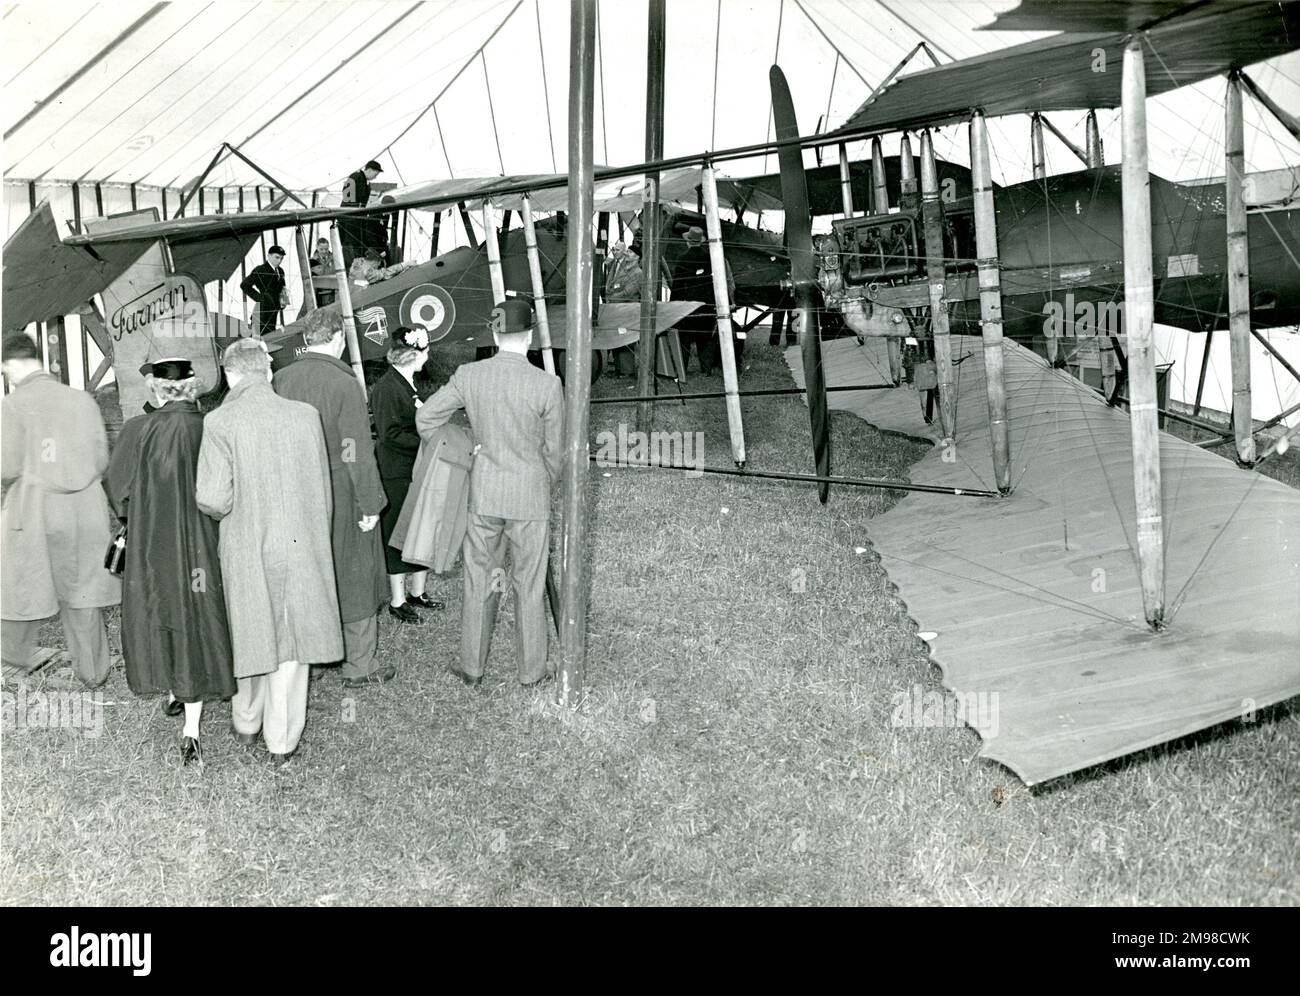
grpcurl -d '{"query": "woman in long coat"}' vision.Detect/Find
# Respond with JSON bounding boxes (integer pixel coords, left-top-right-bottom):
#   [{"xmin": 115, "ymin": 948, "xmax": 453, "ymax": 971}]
[
  {"xmin": 371, "ymin": 326, "xmax": 444, "ymax": 624},
  {"xmin": 104, "ymin": 360, "xmax": 235, "ymax": 766}
]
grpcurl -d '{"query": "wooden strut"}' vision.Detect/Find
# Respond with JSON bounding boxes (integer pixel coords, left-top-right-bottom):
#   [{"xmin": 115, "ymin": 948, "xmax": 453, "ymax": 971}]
[
  {"xmin": 482, "ymin": 200, "xmax": 507, "ymax": 307},
  {"xmin": 1224, "ymin": 71, "xmax": 1255, "ymax": 466},
  {"xmin": 558, "ymin": 0, "xmax": 597, "ymax": 708},
  {"xmin": 293, "ymin": 226, "xmax": 315, "ymax": 323},
  {"xmin": 969, "ymin": 111, "xmax": 1013, "ymax": 495},
  {"xmin": 1121, "ymin": 36, "xmax": 1166, "ymax": 630},
  {"xmin": 919, "ymin": 129, "xmax": 956, "ymax": 442},
  {"xmin": 838, "ymin": 143, "xmax": 853, "ymax": 217},
  {"xmin": 520, "ymin": 194, "xmax": 557, "ymax": 374},
  {"xmin": 329, "ymin": 224, "xmax": 368, "ymax": 400},
  {"xmin": 701, "ymin": 162, "xmax": 746, "ymax": 467},
  {"xmin": 1085, "ymin": 110, "xmax": 1104, "ymax": 168}
]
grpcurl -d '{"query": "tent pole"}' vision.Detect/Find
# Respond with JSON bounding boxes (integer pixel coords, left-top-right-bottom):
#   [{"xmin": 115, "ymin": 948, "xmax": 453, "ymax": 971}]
[
  {"xmin": 174, "ymin": 144, "xmax": 230, "ymax": 219},
  {"xmin": 521, "ymin": 194, "xmax": 556, "ymax": 374},
  {"xmin": 969, "ymin": 110, "xmax": 1012, "ymax": 494},
  {"xmin": 1225, "ymin": 71, "xmax": 1255, "ymax": 466},
  {"xmin": 329, "ymin": 224, "xmax": 368, "ymax": 401},
  {"xmin": 702, "ymin": 162, "xmax": 746, "ymax": 466},
  {"xmin": 636, "ymin": 0, "xmax": 667, "ymax": 435},
  {"xmin": 1121, "ymin": 36, "xmax": 1165, "ymax": 629},
  {"xmin": 919, "ymin": 129, "xmax": 955, "ymax": 442},
  {"xmin": 558, "ymin": 0, "xmax": 597, "ymax": 708}
]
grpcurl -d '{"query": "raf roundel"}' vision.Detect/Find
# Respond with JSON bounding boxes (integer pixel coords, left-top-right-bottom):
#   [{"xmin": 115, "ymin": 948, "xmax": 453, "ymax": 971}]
[{"xmin": 399, "ymin": 283, "xmax": 456, "ymax": 342}]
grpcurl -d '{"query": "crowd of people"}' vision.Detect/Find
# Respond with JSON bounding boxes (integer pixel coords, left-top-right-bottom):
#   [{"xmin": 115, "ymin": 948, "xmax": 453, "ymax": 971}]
[{"xmin": 0, "ymin": 297, "xmax": 563, "ymax": 768}]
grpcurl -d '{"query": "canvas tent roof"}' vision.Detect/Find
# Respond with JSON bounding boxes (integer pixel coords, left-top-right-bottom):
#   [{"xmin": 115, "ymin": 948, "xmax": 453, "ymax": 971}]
[{"xmin": 4, "ymin": 0, "xmax": 1299, "ymax": 203}]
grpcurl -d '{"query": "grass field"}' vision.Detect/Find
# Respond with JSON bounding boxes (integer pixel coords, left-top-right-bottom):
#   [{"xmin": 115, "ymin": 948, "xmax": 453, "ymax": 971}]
[{"xmin": 2, "ymin": 336, "xmax": 1297, "ymax": 906}]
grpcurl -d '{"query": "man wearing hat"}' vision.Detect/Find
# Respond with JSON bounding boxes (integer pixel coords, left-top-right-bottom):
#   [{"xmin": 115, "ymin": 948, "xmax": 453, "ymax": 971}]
[
  {"xmin": 1, "ymin": 332, "xmax": 120, "ymax": 688},
  {"xmin": 340, "ymin": 160, "xmax": 384, "ymax": 266},
  {"xmin": 274, "ymin": 311, "xmax": 392, "ymax": 687},
  {"xmin": 195, "ymin": 338, "xmax": 344, "ymax": 765},
  {"xmin": 240, "ymin": 245, "xmax": 288, "ymax": 335},
  {"xmin": 105, "ymin": 358, "xmax": 235, "ymax": 766},
  {"xmin": 670, "ymin": 224, "xmax": 740, "ymax": 376},
  {"xmin": 416, "ymin": 298, "xmax": 563, "ymax": 687}
]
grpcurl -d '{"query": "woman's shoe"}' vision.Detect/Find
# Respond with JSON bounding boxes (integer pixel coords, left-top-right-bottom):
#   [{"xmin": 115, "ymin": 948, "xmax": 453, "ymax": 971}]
[
  {"xmin": 387, "ymin": 603, "xmax": 423, "ymax": 625},
  {"xmin": 407, "ymin": 593, "xmax": 446, "ymax": 611},
  {"xmin": 163, "ymin": 697, "xmax": 184, "ymax": 718},
  {"xmin": 180, "ymin": 736, "xmax": 202, "ymax": 767}
]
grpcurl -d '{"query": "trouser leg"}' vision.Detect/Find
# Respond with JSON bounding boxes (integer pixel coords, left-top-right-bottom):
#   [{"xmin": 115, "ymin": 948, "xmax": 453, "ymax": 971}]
[
  {"xmin": 339, "ymin": 614, "xmax": 379, "ymax": 680},
  {"xmin": 231, "ymin": 672, "xmax": 267, "ymax": 735},
  {"xmin": 504, "ymin": 519, "xmax": 551, "ymax": 683},
  {"xmin": 460, "ymin": 513, "xmax": 505, "ymax": 678},
  {"xmin": 261, "ymin": 660, "xmax": 308, "ymax": 755},
  {"xmin": 60, "ymin": 605, "xmax": 109, "ymax": 687},
  {"xmin": 1, "ymin": 618, "xmax": 40, "ymax": 669}
]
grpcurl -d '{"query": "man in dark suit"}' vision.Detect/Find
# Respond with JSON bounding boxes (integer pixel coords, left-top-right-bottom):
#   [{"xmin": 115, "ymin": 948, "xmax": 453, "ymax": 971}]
[
  {"xmin": 240, "ymin": 245, "xmax": 287, "ymax": 334},
  {"xmin": 340, "ymin": 160, "xmax": 384, "ymax": 266},
  {"xmin": 416, "ymin": 299, "xmax": 563, "ymax": 687}
]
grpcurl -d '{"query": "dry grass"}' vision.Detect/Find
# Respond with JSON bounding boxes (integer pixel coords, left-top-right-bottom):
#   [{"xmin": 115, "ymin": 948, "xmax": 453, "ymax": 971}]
[{"xmin": 2, "ymin": 337, "xmax": 1296, "ymax": 906}]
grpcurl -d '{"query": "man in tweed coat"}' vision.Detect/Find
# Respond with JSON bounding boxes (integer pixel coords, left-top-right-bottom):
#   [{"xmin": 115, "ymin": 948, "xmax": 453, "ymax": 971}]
[
  {"xmin": 416, "ymin": 299, "xmax": 563, "ymax": 686},
  {"xmin": 196, "ymin": 338, "xmax": 344, "ymax": 763}
]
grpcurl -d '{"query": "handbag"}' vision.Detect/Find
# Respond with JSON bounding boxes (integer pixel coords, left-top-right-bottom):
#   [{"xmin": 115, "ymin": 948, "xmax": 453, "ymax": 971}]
[{"xmin": 104, "ymin": 523, "xmax": 127, "ymax": 576}]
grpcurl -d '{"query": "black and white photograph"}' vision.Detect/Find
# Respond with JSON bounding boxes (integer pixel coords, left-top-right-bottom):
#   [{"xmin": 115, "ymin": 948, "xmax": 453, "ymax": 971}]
[{"xmin": 1, "ymin": 0, "xmax": 1298, "ymax": 920}]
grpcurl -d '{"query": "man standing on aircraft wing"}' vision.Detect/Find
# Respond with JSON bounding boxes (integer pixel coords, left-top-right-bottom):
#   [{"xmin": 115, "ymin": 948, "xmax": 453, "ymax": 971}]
[
  {"xmin": 240, "ymin": 245, "xmax": 288, "ymax": 335},
  {"xmin": 415, "ymin": 299, "xmax": 563, "ymax": 688},
  {"xmin": 340, "ymin": 160, "xmax": 384, "ymax": 266}
]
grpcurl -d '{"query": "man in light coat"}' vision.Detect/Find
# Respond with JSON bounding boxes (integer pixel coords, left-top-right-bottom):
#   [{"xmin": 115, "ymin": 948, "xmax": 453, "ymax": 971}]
[
  {"xmin": 1, "ymin": 332, "xmax": 120, "ymax": 686},
  {"xmin": 415, "ymin": 299, "xmax": 563, "ymax": 687},
  {"xmin": 273, "ymin": 312, "xmax": 391, "ymax": 687},
  {"xmin": 195, "ymin": 338, "xmax": 343, "ymax": 764}
]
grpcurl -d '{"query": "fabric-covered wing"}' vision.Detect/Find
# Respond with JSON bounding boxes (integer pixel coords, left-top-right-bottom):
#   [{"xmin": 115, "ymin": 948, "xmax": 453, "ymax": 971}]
[
  {"xmin": 838, "ymin": 1, "xmax": 1300, "ymax": 134},
  {"xmin": 2, "ymin": 202, "xmax": 147, "ymax": 328}
]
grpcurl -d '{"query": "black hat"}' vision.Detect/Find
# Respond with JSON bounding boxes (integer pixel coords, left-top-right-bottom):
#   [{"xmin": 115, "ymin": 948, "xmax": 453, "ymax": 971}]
[
  {"xmin": 364, "ymin": 160, "xmax": 383, "ymax": 172},
  {"xmin": 390, "ymin": 325, "xmax": 430, "ymax": 351},
  {"xmin": 151, "ymin": 357, "xmax": 194, "ymax": 381},
  {"xmin": 488, "ymin": 298, "xmax": 534, "ymax": 336},
  {"xmin": 267, "ymin": 244, "xmax": 286, "ymax": 256}
]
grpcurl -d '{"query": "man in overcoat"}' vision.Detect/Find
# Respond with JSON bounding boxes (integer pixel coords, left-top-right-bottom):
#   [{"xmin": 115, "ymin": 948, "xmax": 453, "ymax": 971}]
[
  {"xmin": 1, "ymin": 332, "xmax": 120, "ymax": 687},
  {"xmin": 195, "ymin": 338, "xmax": 343, "ymax": 763},
  {"xmin": 415, "ymin": 299, "xmax": 563, "ymax": 687},
  {"xmin": 274, "ymin": 313, "xmax": 391, "ymax": 687}
]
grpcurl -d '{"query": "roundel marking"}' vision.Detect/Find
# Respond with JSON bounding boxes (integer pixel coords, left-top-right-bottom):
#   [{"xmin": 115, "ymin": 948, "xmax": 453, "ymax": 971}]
[{"xmin": 399, "ymin": 283, "xmax": 456, "ymax": 342}]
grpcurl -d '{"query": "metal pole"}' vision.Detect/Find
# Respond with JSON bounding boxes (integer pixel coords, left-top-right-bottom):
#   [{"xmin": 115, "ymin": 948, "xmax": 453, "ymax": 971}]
[
  {"xmin": 329, "ymin": 224, "xmax": 368, "ymax": 400},
  {"xmin": 871, "ymin": 136, "xmax": 888, "ymax": 213},
  {"xmin": 636, "ymin": 0, "xmax": 667, "ymax": 434},
  {"xmin": 294, "ymin": 226, "xmax": 316, "ymax": 321},
  {"xmin": 1031, "ymin": 113, "xmax": 1047, "ymax": 180},
  {"xmin": 558, "ymin": 0, "xmax": 596, "ymax": 708},
  {"xmin": 920, "ymin": 129, "xmax": 955, "ymax": 441},
  {"xmin": 521, "ymin": 194, "xmax": 556, "ymax": 374},
  {"xmin": 1086, "ymin": 109, "xmax": 1104, "ymax": 168},
  {"xmin": 701, "ymin": 162, "xmax": 746, "ymax": 466},
  {"xmin": 969, "ymin": 110, "xmax": 1012, "ymax": 494},
  {"xmin": 838, "ymin": 143, "xmax": 854, "ymax": 216},
  {"xmin": 1121, "ymin": 36, "xmax": 1165, "ymax": 629},
  {"xmin": 1225, "ymin": 71, "xmax": 1255, "ymax": 466}
]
